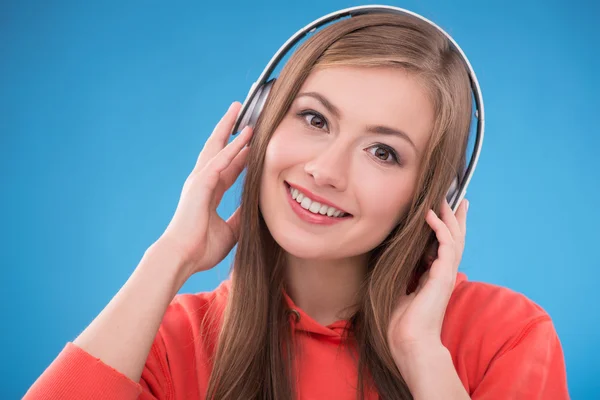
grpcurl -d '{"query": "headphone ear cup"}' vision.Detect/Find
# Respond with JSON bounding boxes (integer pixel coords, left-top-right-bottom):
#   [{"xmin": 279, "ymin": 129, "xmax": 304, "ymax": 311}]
[{"xmin": 237, "ymin": 79, "xmax": 276, "ymax": 132}]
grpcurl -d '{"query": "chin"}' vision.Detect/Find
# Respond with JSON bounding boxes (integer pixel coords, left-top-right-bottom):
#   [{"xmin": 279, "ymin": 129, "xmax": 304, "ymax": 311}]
[{"xmin": 268, "ymin": 227, "xmax": 339, "ymax": 260}]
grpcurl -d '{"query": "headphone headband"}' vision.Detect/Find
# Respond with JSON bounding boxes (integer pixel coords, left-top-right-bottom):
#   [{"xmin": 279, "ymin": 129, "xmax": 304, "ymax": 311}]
[{"xmin": 232, "ymin": 5, "xmax": 485, "ymax": 213}]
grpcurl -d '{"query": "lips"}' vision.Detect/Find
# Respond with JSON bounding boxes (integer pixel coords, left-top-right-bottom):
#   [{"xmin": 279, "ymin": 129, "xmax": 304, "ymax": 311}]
[
  {"xmin": 284, "ymin": 181, "xmax": 350, "ymax": 215},
  {"xmin": 283, "ymin": 181, "xmax": 352, "ymax": 226}
]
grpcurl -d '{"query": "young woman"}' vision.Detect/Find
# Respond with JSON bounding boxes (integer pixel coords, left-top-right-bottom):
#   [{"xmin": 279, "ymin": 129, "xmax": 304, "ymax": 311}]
[{"xmin": 25, "ymin": 8, "xmax": 569, "ymax": 400}]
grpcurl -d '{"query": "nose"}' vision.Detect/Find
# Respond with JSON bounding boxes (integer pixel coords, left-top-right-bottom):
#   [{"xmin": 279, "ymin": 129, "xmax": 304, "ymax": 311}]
[{"xmin": 303, "ymin": 141, "xmax": 349, "ymax": 191}]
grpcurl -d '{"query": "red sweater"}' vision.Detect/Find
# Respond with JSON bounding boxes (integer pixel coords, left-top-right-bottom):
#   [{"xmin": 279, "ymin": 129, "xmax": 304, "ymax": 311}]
[{"xmin": 25, "ymin": 273, "xmax": 569, "ymax": 399}]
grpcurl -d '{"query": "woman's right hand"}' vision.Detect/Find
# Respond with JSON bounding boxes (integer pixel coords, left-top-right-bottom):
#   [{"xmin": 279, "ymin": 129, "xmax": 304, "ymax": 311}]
[{"xmin": 155, "ymin": 101, "xmax": 253, "ymax": 278}]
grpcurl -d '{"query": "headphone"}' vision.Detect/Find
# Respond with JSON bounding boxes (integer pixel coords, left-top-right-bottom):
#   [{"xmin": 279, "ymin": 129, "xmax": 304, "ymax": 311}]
[{"xmin": 231, "ymin": 5, "xmax": 485, "ymax": 213}]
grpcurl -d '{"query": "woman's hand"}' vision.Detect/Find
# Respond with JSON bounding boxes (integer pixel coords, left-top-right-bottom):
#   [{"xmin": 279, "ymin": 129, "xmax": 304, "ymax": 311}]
[
  {"xmin": 387, "ymin": 197, "xmax": 469, "ymax": 363},
  {"xmin": 156, "ymin": 101, "xmax": 253, "ymax": 278}
]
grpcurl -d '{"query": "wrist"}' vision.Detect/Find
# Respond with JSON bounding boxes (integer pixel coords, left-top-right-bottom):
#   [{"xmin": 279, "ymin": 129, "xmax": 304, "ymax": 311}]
[
  {"xmin": 393, "ymin": 341, "xmax": 451, "ymax": 383},
  {"xmin": 393, "ymin": 342, "xmax": 469, "ymax": 399},
  {"xmin": 142, "ymin": 241, "xmax": 193, "ymax": 295}
]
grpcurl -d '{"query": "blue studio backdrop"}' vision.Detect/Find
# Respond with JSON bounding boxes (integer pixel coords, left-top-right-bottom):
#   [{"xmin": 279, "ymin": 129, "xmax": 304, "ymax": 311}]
[{"xmin": 1, "ymin": 0, "xmax": 598, "ymax": 398}]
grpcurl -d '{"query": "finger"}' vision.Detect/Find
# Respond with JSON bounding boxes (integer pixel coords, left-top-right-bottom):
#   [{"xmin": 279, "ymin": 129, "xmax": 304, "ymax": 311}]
[
  {"xmin": 211, "ymin": 126, "xmax": 253, "ymax": 172},
  {"xmin": 220, "ymin": 146, "xmax": 250, "ymax": 189},
  {"xmin": 195, "ymin": 101, "xmax": 242, "ymax": 170},
  {"xmin": 212, "ymin": 146, "xmax": 250, "ymax": 206},
  {"xmin": 455, "ymin": 199, "xmax": 468, "ymax": 237},
  {"xmin": 439, "ymin": 198, "xmax": 462, "ymax": 242},
  {"xmin": 425, "ymin": 210, "xmax": 457, "ymax": 281},
  {"xmin": 426, "ymin": 209, "xmax": 454, "ymax": 249},
  {"xmin": 202, "ymin": 126, "xmax": 253, "ymax": 191}
]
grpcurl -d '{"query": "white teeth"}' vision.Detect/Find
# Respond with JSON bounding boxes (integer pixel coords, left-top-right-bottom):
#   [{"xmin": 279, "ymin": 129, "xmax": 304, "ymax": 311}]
[
  {"xmin": 300, "ymin": 197, "xmax": 311, "ymax": 210},
  {"xmin": 309, "ymin": 201, "xmax": 321, "ymax": 213},
  {"xmin": 288, "ymin": 185, "xmax": 346, "ymax": 218}
]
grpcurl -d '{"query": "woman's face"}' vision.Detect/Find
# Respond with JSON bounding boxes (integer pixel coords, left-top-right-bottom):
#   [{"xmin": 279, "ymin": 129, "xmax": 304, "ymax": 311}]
[{"xmin": 259, "ymin": 66, "xmax": 434, "ymax": 260}]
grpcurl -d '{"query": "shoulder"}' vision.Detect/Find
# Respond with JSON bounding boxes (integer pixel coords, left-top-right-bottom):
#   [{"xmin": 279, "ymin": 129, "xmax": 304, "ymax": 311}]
[
  {"xmin": 446, "ymin": 272, "xmax": 550, "ymax": 331},
  {"xmin": 444, "ymin": 272, "xmax": 553, "ymax": 352},
  {"xmin": 442, "ymin": 273, "xmax": 568, "ymax": 397},
  {"xmin": 149, "ymin": 278, "xmax": 231, "ymax": 368},
  {"xmin": 140, "ymin": 279, "xmax": 232, "ymax": 397}
]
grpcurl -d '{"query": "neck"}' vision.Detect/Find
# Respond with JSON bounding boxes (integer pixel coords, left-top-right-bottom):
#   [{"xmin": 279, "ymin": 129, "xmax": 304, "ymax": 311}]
[{"xmin": 283, "ymin": 252, "xmax": 369, "ymax": 326}]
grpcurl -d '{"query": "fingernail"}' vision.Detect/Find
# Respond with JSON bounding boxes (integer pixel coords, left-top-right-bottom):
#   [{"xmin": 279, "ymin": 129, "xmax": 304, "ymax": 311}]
[{"xmin": 465, "ymin": 200, "xmax": 469, "ymax": 211}]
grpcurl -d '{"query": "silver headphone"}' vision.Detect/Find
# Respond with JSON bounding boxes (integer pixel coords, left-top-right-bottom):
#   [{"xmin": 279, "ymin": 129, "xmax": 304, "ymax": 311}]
[{"xmin": 231, "ymin": 5, "xmax": 485, "ymax": 213}]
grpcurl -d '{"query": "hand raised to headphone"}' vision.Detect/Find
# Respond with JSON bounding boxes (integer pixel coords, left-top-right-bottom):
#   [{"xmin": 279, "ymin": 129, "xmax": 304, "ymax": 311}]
[
  {"xmin": 156, "ymin": 102, "xmax": 253, "ymax": 279},
  {"xmin": 387, "ymin": 197, "xmax": 469, "ymax": 368}
]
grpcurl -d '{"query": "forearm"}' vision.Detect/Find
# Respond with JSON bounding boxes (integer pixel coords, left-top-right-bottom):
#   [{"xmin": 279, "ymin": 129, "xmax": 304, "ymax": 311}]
[
  {"xmin": 395, "ymin": 343, "xmax": 470, "ymax": 400},
  {"xmin": 73, "ymin": 242, "xmax": 189, "ymax": 382}
]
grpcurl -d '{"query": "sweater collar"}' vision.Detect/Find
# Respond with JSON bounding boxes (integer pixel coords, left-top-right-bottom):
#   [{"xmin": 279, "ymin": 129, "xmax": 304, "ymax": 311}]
[
  {"xmin": 282, "ymin": 289, "xmax": 350, "ymax": 338},
  {"xmin": 221, "ymin": 272, "xmax": 468, "ymax": 338},
  {"xmin": 281, "ymin": 272, "xmax": 468, "ymax": 337}
]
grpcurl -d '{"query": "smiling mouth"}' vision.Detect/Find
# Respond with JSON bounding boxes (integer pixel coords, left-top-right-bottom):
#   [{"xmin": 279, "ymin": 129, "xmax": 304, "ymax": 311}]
[{"xmin": 284, "ymin": 181, "xmax": 352, "ymax": 218}]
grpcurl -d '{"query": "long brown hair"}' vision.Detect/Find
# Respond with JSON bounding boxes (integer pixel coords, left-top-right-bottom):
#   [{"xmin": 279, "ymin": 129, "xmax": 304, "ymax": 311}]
[{"xmin": 205, "ymin": 12, "xmax": 473, "ymax": 400}]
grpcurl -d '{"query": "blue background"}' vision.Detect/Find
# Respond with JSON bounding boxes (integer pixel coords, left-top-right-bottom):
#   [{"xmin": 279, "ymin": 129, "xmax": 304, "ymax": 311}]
[{"xmin": 2, "ymin": 0, "xmax": 598, "ymax": 398}]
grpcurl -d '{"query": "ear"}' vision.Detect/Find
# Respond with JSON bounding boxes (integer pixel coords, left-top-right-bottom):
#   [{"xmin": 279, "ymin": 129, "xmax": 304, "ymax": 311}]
[
  {"xmin": 406, "ymin": 239, "xmax": 438, "ymax": 294},
  {"xmin": 423, "ymin": 240, "xmax": 439, "ymax": 267}
]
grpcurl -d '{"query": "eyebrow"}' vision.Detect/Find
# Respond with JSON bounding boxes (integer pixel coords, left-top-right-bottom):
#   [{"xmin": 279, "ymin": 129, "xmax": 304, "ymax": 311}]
[{"xmin": 296, "ymin": 91, "xmax": 418, "ymax": 154}]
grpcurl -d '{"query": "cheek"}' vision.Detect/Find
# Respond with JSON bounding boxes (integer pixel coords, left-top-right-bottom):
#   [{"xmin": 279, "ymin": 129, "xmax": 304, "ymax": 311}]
[
  {"xmin": 262, "ymin": 124, "xmax": 310, "ymax": 176},
  {"xmin": 260, "ymin": 127, "xmax": 302, "ymax": 203},
  {"xmin": 356, "ymin": 173, "xmax": 415, "ymax": 224},
  {"xmin": 264, "ymin": 137, "xmax": 291, "ymax": 174}
]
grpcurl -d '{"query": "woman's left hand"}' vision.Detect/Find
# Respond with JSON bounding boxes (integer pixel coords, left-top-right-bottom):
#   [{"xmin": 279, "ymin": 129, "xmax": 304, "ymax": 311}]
[{"xmin": 387, "ymin": 197, "xmax": 469, "ymax": 364}]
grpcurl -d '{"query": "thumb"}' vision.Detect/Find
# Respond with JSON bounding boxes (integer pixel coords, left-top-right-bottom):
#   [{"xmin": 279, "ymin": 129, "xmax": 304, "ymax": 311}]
[{"xmin": 226, "ymin": 207, "xmax": 242, "ymax": 242}]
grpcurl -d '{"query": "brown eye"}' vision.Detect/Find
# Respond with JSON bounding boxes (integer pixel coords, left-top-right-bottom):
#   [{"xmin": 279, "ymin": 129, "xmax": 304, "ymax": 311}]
[
  {"xmin": 373, "ymin": 147, "xmax": 391, "ymax": 161},
  {"xmin": 308, "ymin": 115, "xmax": 326, "ymax": 129},
  {"xmin": 298, "ymin": 110, "xmax": 328, "ymax": 130},
  {"xmin": 366, "ymin": 145, "xmax": 401, "ymax": 165}
]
